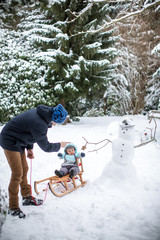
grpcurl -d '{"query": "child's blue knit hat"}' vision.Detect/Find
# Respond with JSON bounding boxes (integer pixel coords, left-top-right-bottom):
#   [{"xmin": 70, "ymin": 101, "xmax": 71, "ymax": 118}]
[{"xmin": 52, "ymin": 104, "xmax": 68, "ymax": 124}]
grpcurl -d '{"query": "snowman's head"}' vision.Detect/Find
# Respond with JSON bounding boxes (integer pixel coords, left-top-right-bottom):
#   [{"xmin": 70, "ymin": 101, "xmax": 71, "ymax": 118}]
[
  {"xmin": 120, "ymin": 118, "xmax": 135, "ymax": 128},
  {"xmin": 119, "ymin": 118, "xmax": 135, "ymax": 141}
]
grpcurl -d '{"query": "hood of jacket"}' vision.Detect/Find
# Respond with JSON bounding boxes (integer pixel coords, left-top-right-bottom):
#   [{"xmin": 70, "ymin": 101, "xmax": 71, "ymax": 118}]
[
  {"xmin": 37, "ymin": 105, "xmax": 53, "ymax": 125},
  {"xmin": 64, "ymin": 143, "xmax": 78, "ymax": 154}
]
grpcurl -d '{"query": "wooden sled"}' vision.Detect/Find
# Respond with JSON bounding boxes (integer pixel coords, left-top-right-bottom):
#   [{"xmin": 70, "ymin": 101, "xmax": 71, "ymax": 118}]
[{"xmin": 34, "ymin": 158, "xmax": 87, "ymax": 197}]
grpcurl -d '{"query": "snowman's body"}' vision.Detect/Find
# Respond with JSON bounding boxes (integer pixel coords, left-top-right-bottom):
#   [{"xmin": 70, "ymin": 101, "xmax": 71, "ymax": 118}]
[
  {"xmin": 112, "ymin": 120, "xmax": 135, "ymax": 165},
  {"xmin": 102, "ymin": 118, "xmax": 137, "ymax": 182}
]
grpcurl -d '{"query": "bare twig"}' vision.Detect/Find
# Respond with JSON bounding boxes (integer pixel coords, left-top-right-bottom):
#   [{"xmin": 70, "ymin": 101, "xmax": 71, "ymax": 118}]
[
  {"xmin": 134, "ymin": 138, "xmax": 155, "ymax": 148},
  {"xmin": 82, "ymin": 113, "xmax": 158, "ymax": 151},
  {"xmin": 134, "ymin": 115, "xmax": 158, "ymax": 148},
  {"xmin": 146, "ymin": 127, "xmax": 153, "ymax": 139},
  {"xmin": 81, "ymin": 136, "xmax": 111, "ymax": 152},
  {"xmin": 149, "ymin": 115, "xmax": 157, "ymax": 139},
  {"xmin": 88, "ymin": 141, "xmax": 111, "ymax": 152}
]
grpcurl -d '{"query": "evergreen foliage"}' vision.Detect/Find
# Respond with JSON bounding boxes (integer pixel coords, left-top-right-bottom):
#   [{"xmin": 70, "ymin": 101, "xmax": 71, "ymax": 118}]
[
  {"xmin": 0, "ymin": 0, "xmax": 159, "ymax": 122},
  {"xmin": 36, "ymin": 0, "xmax": 117, "ymax": 116},
  {"xmin": 0, "ymin": 2, "xmax": 57, "ymax": 122},
  {"xmin": 0, "ymin": 0, "xmax": 116, "ymax": 122}
]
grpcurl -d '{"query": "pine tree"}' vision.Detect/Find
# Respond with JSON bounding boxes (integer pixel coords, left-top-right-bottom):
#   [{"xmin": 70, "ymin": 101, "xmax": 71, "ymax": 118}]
[
  {"xmin": 0, "ymin": 0, "xmax": 117, "ymax": 122},
  {"xmin": 0, "ymin": 1, "xmax": 56, "ymax": 122},
  {"xmin": 36, "ymin": 0, "xmax": 117, "ymax": 116}
]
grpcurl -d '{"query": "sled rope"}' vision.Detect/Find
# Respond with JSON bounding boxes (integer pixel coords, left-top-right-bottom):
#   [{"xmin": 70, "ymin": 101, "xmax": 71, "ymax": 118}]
[{"xmin": 30, "ymin": 158, "xmax": 48, "ymax": 206}]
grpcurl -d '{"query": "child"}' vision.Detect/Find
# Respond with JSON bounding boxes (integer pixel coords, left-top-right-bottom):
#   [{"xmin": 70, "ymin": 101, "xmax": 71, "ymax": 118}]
[{"xmin": 55, "ymin": 143, "xmax": 85, "ymax": 178}]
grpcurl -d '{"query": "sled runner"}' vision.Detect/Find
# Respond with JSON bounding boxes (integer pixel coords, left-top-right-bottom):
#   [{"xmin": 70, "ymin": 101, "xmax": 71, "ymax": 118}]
[{"xmin": 34, "ymin": 157, "xmax": 87, "ymax": 197}]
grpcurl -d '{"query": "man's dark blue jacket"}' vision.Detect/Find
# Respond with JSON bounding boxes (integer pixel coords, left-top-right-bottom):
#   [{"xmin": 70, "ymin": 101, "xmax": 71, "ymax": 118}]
[{"xmin": 0, "ymin": 105, "xmax": 60, "ymax": 153}]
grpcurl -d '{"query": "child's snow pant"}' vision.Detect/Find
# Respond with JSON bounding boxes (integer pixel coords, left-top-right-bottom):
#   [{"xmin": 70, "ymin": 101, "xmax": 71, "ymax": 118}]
[
  {"xmin": 60, "ymin": 165, "xmax": 80, "ymax": 176},
  {"xmin": 4, "ymin": 149, "xmax": 31, "ymax": 209}
]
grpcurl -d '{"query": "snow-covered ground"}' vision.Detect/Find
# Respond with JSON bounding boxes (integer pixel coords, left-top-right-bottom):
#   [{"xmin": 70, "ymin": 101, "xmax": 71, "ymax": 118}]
[{"xmin": 0, "ymin": 115, "xmax": 160, "ymax": 240}]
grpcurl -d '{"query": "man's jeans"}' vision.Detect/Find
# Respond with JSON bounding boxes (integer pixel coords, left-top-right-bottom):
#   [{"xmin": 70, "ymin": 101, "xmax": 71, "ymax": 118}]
[{"xmin": 4, "ymin": 149, "xmax": 31, "ymax": 209}]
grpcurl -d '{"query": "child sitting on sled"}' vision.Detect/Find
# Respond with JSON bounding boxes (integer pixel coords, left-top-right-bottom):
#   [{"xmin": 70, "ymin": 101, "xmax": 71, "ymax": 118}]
[{"xmin": 55, "ymin": 143, "xmax": 85, "ymax": 179}]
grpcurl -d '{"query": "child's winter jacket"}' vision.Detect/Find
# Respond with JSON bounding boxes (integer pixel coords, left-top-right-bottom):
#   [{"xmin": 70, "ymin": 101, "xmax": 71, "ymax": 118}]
[{"xmin": 58, "ymin": 143, "xmax": 85, "ymax": 167}]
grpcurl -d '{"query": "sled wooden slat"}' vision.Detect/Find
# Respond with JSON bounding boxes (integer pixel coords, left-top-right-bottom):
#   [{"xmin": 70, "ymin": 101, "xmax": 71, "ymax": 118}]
[
  {"xmin": 34, "ymin": 158, "xmax": 87, "ymax": 197},
  {"xmin": 48, "ymin": 173, "xmax": 87, "ymax": 197},
  {"xmin": 35, "ymin": 175, "xmax": 60, "ymax": 184}
]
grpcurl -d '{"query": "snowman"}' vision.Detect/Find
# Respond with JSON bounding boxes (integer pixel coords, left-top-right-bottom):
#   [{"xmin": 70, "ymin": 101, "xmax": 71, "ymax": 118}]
[
  {"xmin": 101, "ymin": 118, "xmax": 137, "ymax": 183},
  {"xmin": 112, "ymin": 118, "xmax": 135, "ymax": 165}
]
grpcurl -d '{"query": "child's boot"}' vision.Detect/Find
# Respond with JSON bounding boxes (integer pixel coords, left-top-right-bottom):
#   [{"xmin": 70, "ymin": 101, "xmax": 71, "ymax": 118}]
[
  {"xmin": 55, "ymin": 170, "xmax": 64, "ymax": 178},
  {"xmin": 69, "ymin": 169, "xmax": 75, "ymax": 179}
]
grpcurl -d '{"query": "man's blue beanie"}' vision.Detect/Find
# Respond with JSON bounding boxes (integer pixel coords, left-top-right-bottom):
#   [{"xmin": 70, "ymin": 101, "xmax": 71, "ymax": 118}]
[{"xmin": 52, "ymin": 104, "xmax": 68, "ymax": 124}]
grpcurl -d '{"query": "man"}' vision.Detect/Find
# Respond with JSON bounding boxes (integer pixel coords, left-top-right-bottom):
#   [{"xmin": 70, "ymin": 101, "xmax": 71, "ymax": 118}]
[{"xmin": 0, "ymin": 104, "xmax": 69, "ymax": 218}]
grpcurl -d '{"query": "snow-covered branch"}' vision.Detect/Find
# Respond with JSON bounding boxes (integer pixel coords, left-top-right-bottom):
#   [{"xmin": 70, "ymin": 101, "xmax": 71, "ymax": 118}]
[
  {"xmin": 88, "ymin": 0, "xmax": 132, "ymax": 3},
  {"xmin": 71, "ymin": 1, "xmax": 160, "ymax": 37},
  {"xmin": 67, "ymin": 3, "xmax": 94, "ymax": 24}
]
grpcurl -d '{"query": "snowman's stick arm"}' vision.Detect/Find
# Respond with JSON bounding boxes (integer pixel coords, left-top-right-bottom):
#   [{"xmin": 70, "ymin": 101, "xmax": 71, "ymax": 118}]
[
  {"xmin": 134, "ymin": 115, "xmax": 157, "ymax": 148},
  {"xmin": 82, "ymin": 137, "xmax": 111, "ymax": 145},
  {"xmin": 150, "ymin": 117, "xmax": 157, "ymax": 139},
  {"xmin": 81, "ymin": 137, "xmax": 111, "ymax": 152},
  {"xmin": 148, "ymin": 112, "xmax": 157, "ymax": 139},
  {"xmin": 134, "ymin": 138, "xmax": 155, "ymax": 148},
  {"xmin": 88, "ymin": 141, "xmax": 111, "ymax": 152}
]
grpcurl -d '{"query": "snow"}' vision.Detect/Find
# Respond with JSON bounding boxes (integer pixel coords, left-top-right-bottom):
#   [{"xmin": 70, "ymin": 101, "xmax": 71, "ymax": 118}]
[
  {"xmin": 55, "ymin": 84, "xmax": 63, "ymax": 92},
  {"xmin": 152, "ymin": 43, "xmax": 160, "ymax": 55},
  {"xmin": 1, "ymin": 115, "xmax": 160, "ymax": 240},
  {"xmin": 85, "ymin": 42, "xmax": 102, "ymax": 49},
  {"xmin": 35, "ymin": 49, "xmax": 72, "ymax": 60},
  {"xmin": 64, "ymin": 82, "xmax": 78, "ymax": 91}
]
